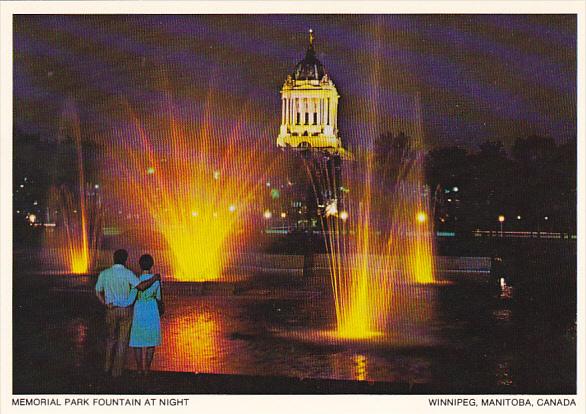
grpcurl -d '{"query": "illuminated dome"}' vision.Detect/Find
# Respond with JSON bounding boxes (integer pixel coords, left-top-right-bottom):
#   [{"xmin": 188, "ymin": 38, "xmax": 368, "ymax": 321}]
[
  {"xmin": 277, "ymin": 29, "xmax": 344, "ymax": 154},
  {"xmin": 293, "ymin": 36, "xmax": 325, "ymax": 81}
]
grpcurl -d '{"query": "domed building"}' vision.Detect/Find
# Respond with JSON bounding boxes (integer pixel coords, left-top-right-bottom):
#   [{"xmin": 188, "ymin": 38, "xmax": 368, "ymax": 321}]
[{"xmin": 277, "ymin": 30, "xmax": 344, "ymax": 154}]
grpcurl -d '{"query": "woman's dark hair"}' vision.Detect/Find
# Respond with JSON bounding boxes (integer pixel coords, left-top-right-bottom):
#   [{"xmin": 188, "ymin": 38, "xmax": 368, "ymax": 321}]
[
  {"xmin": 113, "ymin": 249, "xmax": 129, "ymax": 265},
  {"xmin": 139, "ymin": 254, "xmax": 154, "ymax": 271}
]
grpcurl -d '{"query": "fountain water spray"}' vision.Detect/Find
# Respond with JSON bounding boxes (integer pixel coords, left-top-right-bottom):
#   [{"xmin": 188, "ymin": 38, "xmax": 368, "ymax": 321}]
[
  {"xmin": 304, "ymin": 97, "xmax": 436, "ymax": 340},
  {"xmin": 45, "ymin": 99, "xmax": 102, "ymax": 274},
  {"xmin": 107, "ymin": 95, "xmax": 271, "ymax": 281}
]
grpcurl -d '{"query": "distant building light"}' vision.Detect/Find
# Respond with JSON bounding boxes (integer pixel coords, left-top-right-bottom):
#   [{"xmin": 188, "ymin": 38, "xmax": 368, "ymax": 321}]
[
  {"xmin": 213, "ymin": 170, "xmax": 220, "ymax": 180},
  {"xmin": 452, "ymin": 186, "xmax": 459, "ymax": 192},
  {"xmin": 94, "ymin": 184, "xmax": 100, "ymax": 189},
  {"xmin": 33, "ymin": 201, "xmax": 38, "ymax": 206},
  {"xmin": 19, "ymin": 184, "xmax": 24, "ymax": 188},
  {"xmin": 266, "ymin": 182, "xmax": 271, "ymax": 187},
  {"xmin": 263, "ymin": 210, "xmax": 272, "ymax": 219},
  {"xmin": 517, "ymin": 215, "xmax": 521, "ymax": 220},
  {"xmin": 339, "ymin": 210, "xmax": 349, "ymax": 221},
  {"xmin": 280, "ymin": 212, "xmax": 287, "ymax": 218},
  {"xmin": 544, "ymin": 216, "xmax": 549, "ymax": 221},
  {"xmin": 147, "ymin": 166, "xmax": 155, "ymax": 175},
  {"xmin": 191, "ymin": 211, "xmax": 198, "ymax": 217},
  {"xmin": 447, "ymin": 198, "xmax": 452, "ymax": 202},
  {"xmin": 498, "ymin": 215, "xmax": 505, "ymax": 223},
  {"xmin": 28, "ymin": 214, "xmax": 36, "ymax": 223},
  {"xmin": 228, "ymin": 205, "xmax": 236, "ymax": 213}
]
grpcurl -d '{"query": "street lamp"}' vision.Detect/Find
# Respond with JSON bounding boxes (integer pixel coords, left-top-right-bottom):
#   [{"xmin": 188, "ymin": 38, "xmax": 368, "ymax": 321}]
[{"xmin": 498, "ymin": 215, "xmax": 505, "ymax": 237}]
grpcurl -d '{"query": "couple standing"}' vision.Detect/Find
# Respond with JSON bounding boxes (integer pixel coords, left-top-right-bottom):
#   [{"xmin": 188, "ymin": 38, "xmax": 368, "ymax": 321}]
[{"xmin": 95, "ymin": 249, "xmax": 163, "ymax": 377}]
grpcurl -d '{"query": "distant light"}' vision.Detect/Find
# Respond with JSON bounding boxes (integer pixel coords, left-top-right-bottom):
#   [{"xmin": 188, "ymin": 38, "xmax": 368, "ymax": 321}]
[
  {"xmin": 94, "ymin": 184, "xmax": 100, "ymax": 189},
  {"xmin": 325, "ymin": 200, "xmax": 338, "ymax": 217},
  {"xmin": 270, "ymin": 188, "xmax": 280, "ymax": 199},
  {"xmin": 191, "ymin": 211, "xmax": 198, "ymax": 217},
  {"xmin": 500, "ymin": 277, "xmax": 506, "ymax": 288},
  {"xmin": 213, "ymin": 170, "xmax": 220, "ymax": 180},
  {"xmin": 213, "ymin": 212, "xmax": 218, "ymax": 218},
  {"xmin": 228, "ymin": 204, "xmax": 236, "ymax": 213},
  {"xmin": 544, "ymin": 216, "xmax": 549, "ymax": 221},
  {"xmin": 416, "ymin": 211, "xmax": 427, "ymax": 223},
  {"xmin": 447, "ymin": 198, "xmax": 452, "ymax": 202},
  {"xmin": 147, "ymin": 167, "xmax": 155, "ymax": 175},
  {"xmin": 452, "ymin": 186, "xmax": 459, "ymax": 192},
  {"xmin": 498, "ymin": 215, "xmax": 505, "ymax": 223},
  {"xmin": 73, "ymin": 210, "xmax": 78, "ymax": 214},
  {"xmin": 28, "ymin": 214, "xmax": 36, "ymax": 224},
  {"xmin": 33, "ymin": 201, "xmax": 38, "ymax": 206},
  {"xmin": 517, "ymin": 215, "xmax": 521, "ymax": 220},
  {"xmin": 16, "ymin": 210, "xmax": 20, "ymax": 214},
  {"xmin": 339, "ymin": 210, "xmax": 349, "ymax": 221},
  {"xmin": 280, "ymin": 212, "xmax": 287, "ymax": 218},
  {"xmin": 266, "ymin": 182, "xmax": 271, "ymax": 187},
  {"xmin": 19, "ymin": 184, "xmax": 24, "ymax": 188},
  {"xmin": 263, "ymin": 210, "xmax": 272, "ymax": 219},
  {"xmin": 24, "ymin": 177, "xmax": 28, "ymax": 181}
]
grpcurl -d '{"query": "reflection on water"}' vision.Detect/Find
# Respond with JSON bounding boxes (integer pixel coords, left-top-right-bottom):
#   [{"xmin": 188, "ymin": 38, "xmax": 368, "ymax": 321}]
[
  {"xmin": 499, "ymin": 278, "xmax": 514, "ymax": 300},
  {"xmin": 352, "ymin": 354, "xmax": 367, "ymax": 381},
  {"xmin": 67, "ymin": 318, "xmax": 88, "ymax": 368},
  {"xmin": 15, "ymin": 267, "xmax": 576, "ymax": 392},
  {"xmin": 493, "ymin": 309, "xmax": 512, "ymax": 322},
  {"xmin": 495, "ymin": 359, "xmax": 514, "ymax": 387},
  {"xmin": 148, "ymin": 289, "xmax": 441, "ymax": 383},
  {"xmin": 153, "ymin": 307, "xmax": 224, "ymax": 374}
]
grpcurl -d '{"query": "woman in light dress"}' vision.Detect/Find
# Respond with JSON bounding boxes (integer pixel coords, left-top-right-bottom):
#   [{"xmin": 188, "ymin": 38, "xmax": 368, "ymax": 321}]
[{"xmin": 129, "ymin": 254, "xmax": 162, "ymax": 375}]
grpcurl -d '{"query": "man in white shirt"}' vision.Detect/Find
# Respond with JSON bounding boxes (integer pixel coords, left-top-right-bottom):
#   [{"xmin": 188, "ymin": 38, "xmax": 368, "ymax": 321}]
[{"xmin": 95, "ymin": 249, "xmax": 160, "ymax": 377}]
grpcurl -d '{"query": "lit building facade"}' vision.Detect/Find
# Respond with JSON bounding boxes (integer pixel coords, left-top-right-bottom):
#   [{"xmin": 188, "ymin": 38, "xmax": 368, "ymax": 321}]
[
  {"xmin": 271, "ymin": 30, "xmax": 346, "ymax": 232},
  {"xmin": 276, "ymin": 30, "xmax": 344, "ymax": 155}
]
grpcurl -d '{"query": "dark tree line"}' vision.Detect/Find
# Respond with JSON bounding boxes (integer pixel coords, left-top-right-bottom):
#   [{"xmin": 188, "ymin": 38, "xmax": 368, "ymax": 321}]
[
  {"xmin": 425, "ymin": 136, "xmax": 576, "ymax": 234},
  {"xmin": 13, "ymin": 128, "xmax": 101, "ymax": 244}
]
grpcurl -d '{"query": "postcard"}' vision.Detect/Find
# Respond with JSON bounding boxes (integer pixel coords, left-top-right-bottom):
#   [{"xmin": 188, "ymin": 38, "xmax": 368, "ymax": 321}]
[{"xmin": 1, "ymin": 1, "xmax": 584, "ymax": 413}]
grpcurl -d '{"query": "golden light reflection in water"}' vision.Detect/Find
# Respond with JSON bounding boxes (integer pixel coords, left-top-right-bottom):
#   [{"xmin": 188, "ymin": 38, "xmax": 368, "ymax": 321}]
[
  {"xmin": 108, "ymin": 96, "xmax": 270, "ymax": 281},
  {"xmin": 155, "ymin": 309, "xmax": 223, "ymax": 374},
  {"xmin": 352, "ymin": 354, "xmax": 368, "ymax": 381}
]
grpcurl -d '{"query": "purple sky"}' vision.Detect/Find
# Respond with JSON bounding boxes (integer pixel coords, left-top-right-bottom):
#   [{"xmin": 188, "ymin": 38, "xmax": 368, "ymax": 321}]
[{"xmin": 14, "ymin": 14, "xmax": 576, "ymax": 150}]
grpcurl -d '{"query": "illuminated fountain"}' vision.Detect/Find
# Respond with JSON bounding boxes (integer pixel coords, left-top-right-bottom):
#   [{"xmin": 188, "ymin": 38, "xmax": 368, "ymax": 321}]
[
  {"xmin": 47, "ymin": 185, "xmax": 102, "ymax": 274},
  {"xmin": 45, "ymin": 100, "xmax": 102, "ymax": 274},
  {"xmin": 307, "ymin": 127, "xmax": 437, "ymax": 341},
  {"xmin": 107, "ymin": 97, "xmax": 271, "ymax": 281}
]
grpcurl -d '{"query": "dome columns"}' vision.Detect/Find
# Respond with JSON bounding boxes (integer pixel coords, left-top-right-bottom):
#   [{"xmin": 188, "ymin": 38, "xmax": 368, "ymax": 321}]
[{"xmin": 276, "ymin": 30, "xmax": 343, "ymax": 153}]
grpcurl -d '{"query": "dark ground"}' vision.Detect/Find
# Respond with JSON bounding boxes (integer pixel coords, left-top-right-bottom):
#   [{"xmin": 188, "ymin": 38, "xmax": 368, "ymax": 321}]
[{"xmin": 12, "ymin": 238, "xmax": 577, "ymax": 395}]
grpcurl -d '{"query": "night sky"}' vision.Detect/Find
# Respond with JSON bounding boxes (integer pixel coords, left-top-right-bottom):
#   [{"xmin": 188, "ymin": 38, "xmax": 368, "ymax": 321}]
[{"xmin": 14, "ymin": 14, "xmax": 576, "ymax": 150}]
